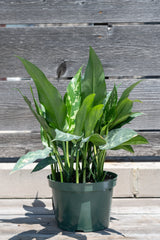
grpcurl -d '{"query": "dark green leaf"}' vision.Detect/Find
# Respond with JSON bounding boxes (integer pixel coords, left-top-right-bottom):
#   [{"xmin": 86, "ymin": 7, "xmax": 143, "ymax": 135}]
[
  {"xmin": 17, "ymin": 57, "xmax": 66, "ymax": 130},
  {"xmin": 17, "ymin": 89, "xmax": 55, "ymax": 139},
  {"xmin": 74, "ymin": 94, "xmax": 95, "ymax": 136},
  {"xmin": 123, "ymin": 135, "xmax": 149, "ymax": 145},
  {"xmin": 66, "ymin": 67, "xmax": 82, "ymax": 133},
  {"xmin": 82, "ymin": 134, "xmax": 106, "ymax": 146},
  {"xmin": 118, "ymin": 80, "xmax": 143, "ymax": 104},
  {"xmin": 11, "ymin": 148, "xmax": 52, "ymax": 173},
  {"xmin": 32, "ymin": 156, "xmax": 57, "ymax": 172},
  {"xmin": 81, "ymin": 47, "xmax": 106, "ymax": 105},
  {"xmin": 112, "ymin": 145, "xmax": 134, "ymax": 153},
  {"xmin": 110, "ymin": 98, "xmax": 133, "ymax": 129},
  {"xmin": 102, "ymin": 84, "xmax": 118, "ymax": 125},
  {"xmin": 29, "ymin": 84, "xmax": 41, "ymax": 114},
  {"xmin": 116, "ymin": 98, "xmax": 133, "ymax": 119},
  {"xmin": 111, "ymin": 112, "xmax": 144, "ymax": 129}
]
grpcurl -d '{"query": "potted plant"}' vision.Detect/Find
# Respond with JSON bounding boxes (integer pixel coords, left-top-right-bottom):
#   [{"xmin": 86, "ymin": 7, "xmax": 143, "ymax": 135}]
[{"xmin": 11, "ymin": 47, "xmax": 148, "ymax": 232}]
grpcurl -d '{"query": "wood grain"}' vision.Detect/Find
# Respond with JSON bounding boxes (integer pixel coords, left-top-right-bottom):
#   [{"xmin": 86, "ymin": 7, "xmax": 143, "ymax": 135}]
[
  {"xmin": 0, "ymin": 0, "xmax": 160, "ymax": 24},
  {"xmin": 0, "ymin": 131, "xmax": 159, "ymax": 158},
  {"xmin": 1, "ymin": 25, "xmax": 160, "ymax": 77},
  {"xmin": 0, "ymin": 78, "xmax": 159, "ymax": 131},
  {"xmin": 0, "ymin": 199, "xmax": 160, "ymax": 239}
]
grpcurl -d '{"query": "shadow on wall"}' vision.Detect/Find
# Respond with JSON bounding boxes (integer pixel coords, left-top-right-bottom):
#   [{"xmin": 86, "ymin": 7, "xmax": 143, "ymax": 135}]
[{"xmin": 0, "ymin": 197, "xmax": 124, "ymax": 239}]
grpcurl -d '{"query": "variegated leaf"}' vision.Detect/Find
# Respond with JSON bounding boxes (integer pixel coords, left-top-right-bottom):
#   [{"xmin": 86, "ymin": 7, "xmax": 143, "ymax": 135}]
[
  {"xmin": 11, "ymin": 148, "xmax": 52, "ymax": 173},
  {"xmin": 100, "ymin": 128, "xmax": 138, "ymax": 150},
  {"xmin": 53, "ymin": 129, "xmax": 82, "ymax": 142},
  {"xmin": 66, "ymin": 67, "xmax": 82, "ymax": 133}
]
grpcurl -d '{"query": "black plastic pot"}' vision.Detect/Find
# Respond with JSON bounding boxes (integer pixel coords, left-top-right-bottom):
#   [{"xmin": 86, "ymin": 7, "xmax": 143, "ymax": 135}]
[{"xmin": 48, "ymin": 171, "xmax": 117, "ymax": 232}]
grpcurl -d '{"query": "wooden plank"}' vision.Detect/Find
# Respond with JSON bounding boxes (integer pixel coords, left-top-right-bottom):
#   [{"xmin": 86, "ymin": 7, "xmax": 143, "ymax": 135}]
[
  {"xmin": 0, "ymin": 78, "xmax": 159, "ymax": 131},
  {"xmin": 0, "ymin": 0, "xmax": 160, "ymax": 24},
  {"xmin": 1, "ymin": 25, "xmax": 160, "ymax": 77},
  {"xmin": 0, "ymin": 131, "xmax": 159, "ymax": 158},
  {"xmin": 1, "ymin": 198, "xmax": 160, "ymax": 214},
  {"xmin": 0, "ymin": 199, "xmax": 160, "ymax": 239}
]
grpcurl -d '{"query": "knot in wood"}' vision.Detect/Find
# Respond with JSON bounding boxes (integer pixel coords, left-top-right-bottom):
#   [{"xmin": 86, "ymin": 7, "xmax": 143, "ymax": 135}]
[{"xmin": 57, "ymin": 61, "xmax": 67, "ymax": 79}]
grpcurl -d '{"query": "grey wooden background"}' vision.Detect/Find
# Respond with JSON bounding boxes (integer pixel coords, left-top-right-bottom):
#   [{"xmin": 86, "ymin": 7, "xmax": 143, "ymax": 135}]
[{"xmin": 0, "ymin": 0, "xmax": 160, "ymax": 159}]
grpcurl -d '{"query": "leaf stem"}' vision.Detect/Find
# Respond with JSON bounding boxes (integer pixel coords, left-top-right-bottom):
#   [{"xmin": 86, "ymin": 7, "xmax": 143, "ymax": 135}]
[
  {"xmin": 66, "ymin": 141, "xmax": 70, "ymax": 168},
  {"xmin": 55, "ymin": 153, "xmax": 63, "ymax": 183},
  {"xmin": 76, "ymin": 150, "xmax": 79, "ymax": 183},
  {"xmin": 62, "ymin": 142, "xmax": 67, "ymax": 167},
  {"xmin": 52, "ymin": 142, "xmax": 64, "ymax": 183},
  {"xmin": 83, "ymin": 142, "xmax": 88, "ymax": 183},
  {"xmin": 51, "ymin": 164, "xmax": 56, "ymax": 180},
  {"xmin": 93, "ymin": 145, "xmax": 98, "ymax": 165}
]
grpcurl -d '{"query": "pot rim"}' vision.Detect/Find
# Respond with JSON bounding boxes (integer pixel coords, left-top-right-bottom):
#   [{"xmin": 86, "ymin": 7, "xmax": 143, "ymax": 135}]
[{"xmin": 48, "ymin": 171, "xmax": 117, "ymax": 192}]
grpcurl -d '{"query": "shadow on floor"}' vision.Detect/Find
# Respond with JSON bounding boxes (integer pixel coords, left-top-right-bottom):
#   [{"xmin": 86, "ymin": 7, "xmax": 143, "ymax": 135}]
[{"xmin": 0, "ymin": 197, "xmax": 124, "ymax": 239}]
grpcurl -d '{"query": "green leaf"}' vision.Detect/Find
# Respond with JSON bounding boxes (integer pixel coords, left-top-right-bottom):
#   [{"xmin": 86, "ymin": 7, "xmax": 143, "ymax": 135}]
[
  {"xmin": 116, "ymin": 98, "xmax": 133, "ymax": 119},
  {"xmin": 74, "ymin": 94, "xmax": 95, "ymax": 136},
  {"xmin": 100, "ymin": 128, "xmax": 138, "ymax": 150},
  {"xmin": 17, "ymin": 56, "xmax": 66, "ymax": 130},
  {"xmin": 111, "ymin": 112, "xmax": 144, "ymax": 129},
  {"xmin": 17, "ymin": 89, "xmax": 55, "ymax": 139},
  {"xmin": 110, "ymin": 98, "xmax": 133, "ymax": 129},
  {"xmin": 82, "ymin": 134, "xmax": 106, "ymax": 146},
  {"xmin": 112, "ymin": 145, "xmax": 134, "ymax": 153},
  {"xmin": 40, "ymin": 127, "xmax": 50, "ymax": 148},
  {"xmin": 118, "ymin": 80, "xmax": 143, "ymax": 104},
  {"xmin": 66, "ymin": 67, "xmax": 82, "ymax": 133},
  {"xmin": 102, "ymin": 84, "xmax": 118, "ymax": 125},
  {"xmin": 81, "ymin": 47, "xmax": 106, "ymax": 105},
  {"xmin": 123, "ymin": 135, "xmax": 149, "ymax": 145},
  {"xmin": 29, "ymin": 85, "xmax": 50, "ymax": 147},
  {"xmin": 32, "ymin": 156, "xmax": 57, "ymax": 172},
  {"xmin": 11, "ymin": 148, "xmax": 52, "ymax": 173},
  {"xmin": 29, "ymin": 84, "xmax": 41, "ymax": 115},
  {"xmin": 85, "ymin": 104, "xmax": 104, "ymax": 137},
  {"xmin": 53, "ymin": 129, "xmax": 82, "ymax": 142}
]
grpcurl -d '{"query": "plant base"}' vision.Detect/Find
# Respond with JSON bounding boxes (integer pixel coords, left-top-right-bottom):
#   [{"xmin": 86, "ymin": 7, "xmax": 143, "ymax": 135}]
[{"xmin": 48, "ymin": 172, "xmax": 117, "ymax": 232}]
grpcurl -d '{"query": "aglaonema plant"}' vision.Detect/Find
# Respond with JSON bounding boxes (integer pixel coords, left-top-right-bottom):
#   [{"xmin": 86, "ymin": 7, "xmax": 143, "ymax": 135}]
[{"xmin": 11, "ymin": 47, "xmax": 148, "ymax": 183}]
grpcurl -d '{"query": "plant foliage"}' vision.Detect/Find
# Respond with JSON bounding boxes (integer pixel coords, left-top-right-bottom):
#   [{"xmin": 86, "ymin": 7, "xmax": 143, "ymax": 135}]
[{"xmin": 12, "ymin": 47, "xmax": 148, "ymax": 183}]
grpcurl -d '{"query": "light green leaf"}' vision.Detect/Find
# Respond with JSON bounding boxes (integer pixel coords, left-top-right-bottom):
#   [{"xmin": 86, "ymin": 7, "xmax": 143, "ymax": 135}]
[
  {"xmin": 17, "ymin": 56, "xmax": 66, "ymax": 130},
  {"xmin": 82, "ymin": 134, "xmax": 106, "ymax": 146},
  {"xmin": 81, "ymin": 47, "xmax": 106, "ymax": 105},
  {"xmin": 85, "ymin": 104, "xmax": 104, "ymax": 137},
  {"xmin": 32, "ymin": 156, "xmax": 57, "ymax": 172},
  {"xmin": 11, "ymin": 148, "xmax": 52, "ymax": 173},
  {"xmin": 74, "ymin": 94, "xmax": 95, "ymax": 136},
  {"xmin": 100, "ymin": 128, "xmax": 138, "ymax": 150},
  {"xmin": 53, "ymin": 129, "xmax": 82, "ymax": 142},
  {"xmin": 118, "ymin": 80, "xmax": 143, "ymax": 104},
  {"xmin": 66, "ymin": 67, "xmax": 82, "ymax": 133}
]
